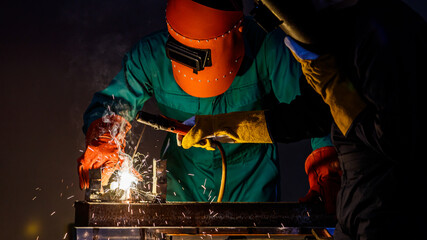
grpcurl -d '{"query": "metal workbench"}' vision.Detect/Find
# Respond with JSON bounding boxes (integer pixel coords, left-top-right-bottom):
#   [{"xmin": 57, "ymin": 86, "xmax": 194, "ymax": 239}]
[{"xmin": 74, "ymin": 201, "xmax": 336, "ymax": 240}]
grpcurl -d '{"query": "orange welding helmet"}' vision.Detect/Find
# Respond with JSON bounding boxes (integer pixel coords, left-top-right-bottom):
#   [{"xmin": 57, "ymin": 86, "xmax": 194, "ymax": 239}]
[{"xmin": 166, "ymin": 0, "xmax": 244, "ymax": 98}]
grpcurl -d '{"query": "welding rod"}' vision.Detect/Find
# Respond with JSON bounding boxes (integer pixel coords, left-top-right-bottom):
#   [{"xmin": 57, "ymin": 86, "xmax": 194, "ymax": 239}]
[{"xmin": 152, "ymin": 158, "xmax": 157, "ymax": 195}]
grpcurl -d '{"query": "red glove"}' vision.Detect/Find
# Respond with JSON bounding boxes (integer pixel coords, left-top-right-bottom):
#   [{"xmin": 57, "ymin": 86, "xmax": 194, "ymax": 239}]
[
  {"xmin": 299, "ymin": 146, "xmax": 342, "ymax": 214},
  {"xmin": 77, "ymin": 115, "xmax": 131, "ymax": 189}
]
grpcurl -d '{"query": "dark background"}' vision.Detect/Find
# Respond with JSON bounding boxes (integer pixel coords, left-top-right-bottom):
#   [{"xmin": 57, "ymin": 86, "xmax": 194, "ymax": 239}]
[{"xmin": 1, "ymin": 0, "xmax": 425, "ymax": 239}]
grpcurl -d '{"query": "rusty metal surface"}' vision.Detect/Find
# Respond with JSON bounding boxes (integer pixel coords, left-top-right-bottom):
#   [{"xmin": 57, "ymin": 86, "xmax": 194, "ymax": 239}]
[{"xmin": 75, "ymin": 201, "xmax": 336, "ymax": 229}]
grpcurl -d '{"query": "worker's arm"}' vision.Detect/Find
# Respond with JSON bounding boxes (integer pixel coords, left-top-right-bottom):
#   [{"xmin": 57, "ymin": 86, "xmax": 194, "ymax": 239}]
[
  {"xmin": 78, "ymin": 38, "xmax": 156, "ymax": 189},
  {"xmin": 257, "ymin": 0, "xmax": 423, "ymax": 159},
  {"xmin": 285, "ymin": 37, "xmax": 366, "ymax": 136},
  {"xmin": 83, "ymin": 40, "xmax": 154, "ymax": 132},
  {"xmin": 181, "ymin": 76, "xmax": 333, "ymax": 148},
  {"xmin": 284, "ymin": 14, "xmax": 424, "ymax": 159}
]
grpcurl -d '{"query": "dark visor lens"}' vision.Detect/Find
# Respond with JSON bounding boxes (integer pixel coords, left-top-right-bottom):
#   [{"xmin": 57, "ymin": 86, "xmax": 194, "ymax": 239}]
[{"xmin": 166, "ymin": 36, "xmax": 212, "ymax": 74}]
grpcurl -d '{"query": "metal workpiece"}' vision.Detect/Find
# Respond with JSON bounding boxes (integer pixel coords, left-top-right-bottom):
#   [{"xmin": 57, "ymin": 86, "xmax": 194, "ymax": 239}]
[
  {"xmin": 75, "ymin": 201, "xmax": 335, "ymax": 230},
  {"xmin": 85, "ymin": 169, "xmax": 102, "ymax": 201}
]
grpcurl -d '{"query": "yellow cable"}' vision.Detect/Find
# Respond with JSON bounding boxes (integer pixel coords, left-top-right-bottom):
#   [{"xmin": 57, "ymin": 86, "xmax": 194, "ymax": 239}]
[{"xmin": 216, "ymin": 142, "xmax": 226, "ymax": 202}]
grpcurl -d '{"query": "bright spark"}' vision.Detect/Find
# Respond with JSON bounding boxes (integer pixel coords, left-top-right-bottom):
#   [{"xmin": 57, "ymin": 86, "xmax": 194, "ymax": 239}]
[
  {"xmin": 117, "ymin": 171, "xmax": 138, "ymax": 190},
  {"xmin": 111, "ymin": 156, "xmax": 139, "ymax": 191}
]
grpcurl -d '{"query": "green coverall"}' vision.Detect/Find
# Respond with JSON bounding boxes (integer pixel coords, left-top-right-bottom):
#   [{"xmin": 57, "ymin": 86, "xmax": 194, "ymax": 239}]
[{"xmin": 83, "ymin": 17, "xmax": 332, "ymax": 202}]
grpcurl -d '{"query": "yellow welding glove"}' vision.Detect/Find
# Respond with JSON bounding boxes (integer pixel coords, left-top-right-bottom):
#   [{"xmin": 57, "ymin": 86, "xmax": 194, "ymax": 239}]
[
  {"xmin": 77, "ymin": 115, "xmax": 131, "ymax": 189},
  {"xmin": 299, "ymin": 54, "xmax": 366, "ymax": 135},
  {"xmin": 285, "ymin": 37, "xmax": 366, "ymax": 136},
  {"xmin": 181, "ymin": 110, "xmax": 272, "ymax": 150}
]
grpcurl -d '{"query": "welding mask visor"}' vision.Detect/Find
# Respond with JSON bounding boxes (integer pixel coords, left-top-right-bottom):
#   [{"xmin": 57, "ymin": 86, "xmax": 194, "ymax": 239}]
[{"xmin": 166, "ymin": 0, "xmax": 244, "ymax": 98}]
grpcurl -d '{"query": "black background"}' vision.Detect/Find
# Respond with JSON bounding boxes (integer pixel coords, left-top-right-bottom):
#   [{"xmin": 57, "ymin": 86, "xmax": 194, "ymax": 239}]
[{"xmin": 1, "ymin": 0, "xmax": 425, "ymax": 239}]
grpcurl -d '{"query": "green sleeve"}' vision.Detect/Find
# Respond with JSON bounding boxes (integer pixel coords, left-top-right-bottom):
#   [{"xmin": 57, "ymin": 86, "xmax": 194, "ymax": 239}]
[
  {"xmin": 311, "ymin": 135, "xmax": 333, "ymax": 150},
  {"xmin": 82, "ymin": 39, "xmax": 154, "ymax": 133},
  {"xmin": 263, "ymin": 29, "xmax": 303, "ymax": 104}
]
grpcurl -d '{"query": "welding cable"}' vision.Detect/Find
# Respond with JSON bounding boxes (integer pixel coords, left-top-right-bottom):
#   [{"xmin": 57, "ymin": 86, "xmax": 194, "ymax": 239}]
[{"xmin": 214, "ymin": 141, "xmax": 226, "ymax": 203}]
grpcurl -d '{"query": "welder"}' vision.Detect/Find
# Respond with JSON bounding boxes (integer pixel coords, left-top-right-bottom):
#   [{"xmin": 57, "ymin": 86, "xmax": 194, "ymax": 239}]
[
  {"xmin": 77, "ymin": 0, "xmax": 336, "ymax": 203},
  {"xmin": 182, "ymin": 0, "xmax": 426, "ymax": 238}
]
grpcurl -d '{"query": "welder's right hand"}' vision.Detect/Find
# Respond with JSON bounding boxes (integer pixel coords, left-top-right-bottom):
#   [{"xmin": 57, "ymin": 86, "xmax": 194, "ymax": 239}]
[
  {"xmin": 77, "ymin": 115, "xmax": 131, "ymax": 189},
  {"xmin": 176, "ymin": 116, "xmax": 217, "ymax": 151},
  {"xmin": 181, "ymin": 111, "xmax": 272, "ymax": 150}
]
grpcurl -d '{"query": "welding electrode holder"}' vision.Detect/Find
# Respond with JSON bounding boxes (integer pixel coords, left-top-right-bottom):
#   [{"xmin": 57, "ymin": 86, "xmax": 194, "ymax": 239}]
[
  {"xmin": 135, "ymin": 111, "xmax": 227, "ymax": 202},
  {"xmin": 135, "ymin": 111, "xmax": 214, "ymax": 148},
  {"xmin": 135, "ymin": 111, "xmax": 192, "ymax": 136}
]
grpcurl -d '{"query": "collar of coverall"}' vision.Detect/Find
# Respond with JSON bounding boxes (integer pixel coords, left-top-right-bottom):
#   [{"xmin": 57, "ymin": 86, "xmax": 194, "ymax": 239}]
[{"xmin": 166, "ymin": 0, "xmax": 245, "ymax": 98}]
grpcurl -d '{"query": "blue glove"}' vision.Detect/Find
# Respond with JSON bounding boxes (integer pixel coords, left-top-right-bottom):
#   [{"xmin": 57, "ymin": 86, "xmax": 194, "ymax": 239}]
[
  {"xmin": 284, "ymin": 36, "xmax": 319, "ymax": 60},
  {"xmin": 182, "ymin": 116, "xmax": 196, "ymax": 126}
]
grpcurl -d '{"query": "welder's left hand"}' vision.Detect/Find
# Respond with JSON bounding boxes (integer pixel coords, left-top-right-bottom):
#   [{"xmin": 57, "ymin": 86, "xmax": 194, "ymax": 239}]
[
  {"xmin": 299, "ymin": 146, "xmax": 342, "ymax": 214},
  {"xmin": 181, "ymin": 111, "xmax": 272, "ymax": 150}
]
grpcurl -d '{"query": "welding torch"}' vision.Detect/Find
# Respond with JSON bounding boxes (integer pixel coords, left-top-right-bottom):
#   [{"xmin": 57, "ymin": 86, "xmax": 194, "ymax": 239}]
[{"xmin": 135, "ymin": 111, "xmax": 226, "ymax": 202}]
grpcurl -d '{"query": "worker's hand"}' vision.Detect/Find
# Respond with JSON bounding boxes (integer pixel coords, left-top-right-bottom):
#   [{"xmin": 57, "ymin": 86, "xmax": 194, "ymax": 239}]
[
  {"xmin": 176, "ymin": 116, "xmax": 196, "ymax": 147},
  {"xmin": 299, "ymin": 146, "xmax": 342, "ymax": 215},
  {"xmin": 77, "ymin": 115, "xmax": 131, "ymax": 189},
  {"xmin": 181, "ymin": 110, "xmax": 272, "ymax": 150},
  {"xmin": 176, "ymin": 116, "xmax": 217, "ymax": 151}
]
